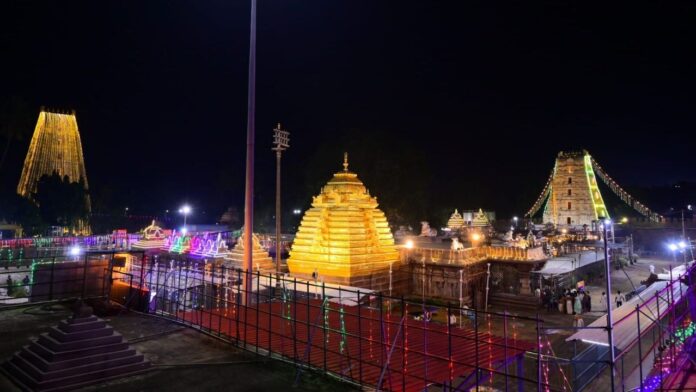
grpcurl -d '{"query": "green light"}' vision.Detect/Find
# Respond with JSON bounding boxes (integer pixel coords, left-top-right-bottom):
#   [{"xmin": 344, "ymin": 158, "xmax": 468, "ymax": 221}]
[{"xmin": 584, "ymin": 154, "xmax": 609, "ymax": 220}]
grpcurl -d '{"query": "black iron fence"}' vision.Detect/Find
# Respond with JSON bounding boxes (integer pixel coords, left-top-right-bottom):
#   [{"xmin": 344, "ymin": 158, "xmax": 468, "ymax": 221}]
[{"xmin": 2, "ymin": 251, "xmax": 694, "ymax": 391}]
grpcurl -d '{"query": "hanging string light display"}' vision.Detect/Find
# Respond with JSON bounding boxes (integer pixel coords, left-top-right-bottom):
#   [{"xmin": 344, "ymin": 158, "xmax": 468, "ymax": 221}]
[
  {"xmin": 339, "ymin": 306, "xmax": 347, "ymax": 354},
  {"xmin": 323, "ymin": 298, "xmax": 331, "ymax": 345}
]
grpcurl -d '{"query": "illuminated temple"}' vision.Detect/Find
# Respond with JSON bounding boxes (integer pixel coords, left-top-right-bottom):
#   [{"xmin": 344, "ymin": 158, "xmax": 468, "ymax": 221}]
[
  {"xmin": 287, "ymin": 154, "xmax": 399, "ymax": 288},
  {"xmin": 17, "ymin": 108, "xmax": 91, "ymax": 233},
  {"xmin": 225, "ymin": 232, "xmax": 275, "ymax": 272}
]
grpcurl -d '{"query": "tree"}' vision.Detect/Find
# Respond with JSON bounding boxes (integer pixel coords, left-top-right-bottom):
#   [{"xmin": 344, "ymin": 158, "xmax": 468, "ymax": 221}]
[
  {"xmin": 33, "ymin": 172, "xmax": 89, "ymax": 233},
  {"xmin": 0, "ymin": 193, "xmax": 44, "ymax": 236}
]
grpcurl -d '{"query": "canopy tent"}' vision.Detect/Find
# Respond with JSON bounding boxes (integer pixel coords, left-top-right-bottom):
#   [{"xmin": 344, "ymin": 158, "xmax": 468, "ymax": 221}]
[
  {"xmin": 532, "ymin": 250, "xmax": 603, "ymax": 277},
  {"xmin": 656, "ymin": 261, "xmax": 695, "ymax": 281},
  {"xmin": 566, "ymin": 280, "xmax": 688, "ymax": 351}
]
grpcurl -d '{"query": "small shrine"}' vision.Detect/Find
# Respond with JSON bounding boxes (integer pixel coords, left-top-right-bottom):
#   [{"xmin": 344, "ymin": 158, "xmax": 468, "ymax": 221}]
[
  {"xmin": 471, "ymin": 208, "xmax": 491, "ymax": 227},
  {"xmin": 447, "ymin": 209, "xmax": 465, "ymax": 230},
  {"xmin": 287, "ymin": 153, "xmax": 399, "ymax": 287},
  {"xmin": 132, "ymin": 220, "xmax": 169, "ymax": 250},
  {"xmin": 225, "ymin": 232, "xmax": 275, "ymax": 272}
]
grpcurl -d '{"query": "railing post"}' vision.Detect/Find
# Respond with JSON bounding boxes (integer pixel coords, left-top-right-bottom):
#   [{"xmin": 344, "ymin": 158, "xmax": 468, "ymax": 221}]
[
  {"xmin": 504, "ymin": 311, "xmax": 509, "ymax": 392},
  {"xmin": 402, "ymin": 296, "xmax": 406, "ymax": 391},
  {"xmin": 636, "ymin": 304, "xmax": 644, "ymax": 390},
  {"xmin": 256, "ymin": 269, "xmax": 260, "ymax": 355},
  {"xmin": 322, "ymin": 281, "xmax": 327, "ymax": 374},
  {"xmin": 357, "ymin": 289, "xmax": 363, "ymax": 387},
  {"xmin": 536, "ymin": 313, "xmax": 542, "ymax": 392},
  {"xmin": 293, "ymin": 277, "xmax": 298, "ymax": 365},
  {"xmin": 474, "ymin": 304, "xmax": 480, "ymax": 391},
  {"xmin": 49, "ymin": 257, "xmax": 55, "ymax": 301},
  {"xmin": 447, "ymin": 304, "xmax": 453, "ymax": 389}
]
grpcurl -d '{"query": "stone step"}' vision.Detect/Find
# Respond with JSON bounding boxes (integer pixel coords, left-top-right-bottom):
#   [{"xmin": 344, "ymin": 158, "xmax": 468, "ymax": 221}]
[
  {"xmin": 66, "ymin": 315, "xmax": 99, "ymax": 325},
  {"xmin": 29, "ymin": 339, "xmax": 129, "ymax": 361},
  {"xmin": 58, "ymin": 318, "xmax": 106, "ymax": 333},
  {"xmin": 5, "ymin": 358, "xmax": 150, "ymax": 391},
  {"xmin": 2, "ymin": 360, "xmax": 39, "ymax": 389},
  {"xmin": 38, "ymin": 332, "xmax": 123, "ymax": 352},
  {"xmin": 19, "ymin": 344, "xmax": 136, "ymax": 372},
  {"xmin": 489, "ymin": 293, "xmax": 540, "ymax": 311},
  {"xmin": 48, "ymin": 325, "xmax": 114, "ymax": 342},
  {"xmin": 11, "ymin": 352, "xmax": 145, "ymax": 381}
]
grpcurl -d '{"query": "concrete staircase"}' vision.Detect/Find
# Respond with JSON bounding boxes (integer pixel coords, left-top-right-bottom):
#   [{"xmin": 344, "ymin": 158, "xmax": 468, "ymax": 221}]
[
  {"xmin": 488, "ymin": 292, "xmax": 540, "ymax": 311},
  {"xmin": 2, "ymin": 302, "xmax": 150, "ymax": 391}
]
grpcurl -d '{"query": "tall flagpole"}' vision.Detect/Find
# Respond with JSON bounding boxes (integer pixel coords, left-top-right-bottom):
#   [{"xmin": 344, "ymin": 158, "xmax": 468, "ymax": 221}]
[{"xmin": 243, "ymin": 0, "xmax": 257, "ymax": 305}]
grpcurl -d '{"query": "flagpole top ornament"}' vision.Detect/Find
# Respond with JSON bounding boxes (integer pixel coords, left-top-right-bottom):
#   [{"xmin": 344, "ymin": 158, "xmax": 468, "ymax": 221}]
[{"xmin": 343, "ymin": 152, "xmax": 349, "ymax": 172}]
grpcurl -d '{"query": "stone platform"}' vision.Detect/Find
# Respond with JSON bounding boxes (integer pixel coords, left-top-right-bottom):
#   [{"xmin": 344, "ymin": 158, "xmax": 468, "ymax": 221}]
[{"xmin": 1, "ymin": 302, "xmax": 149, "ymax": 391}]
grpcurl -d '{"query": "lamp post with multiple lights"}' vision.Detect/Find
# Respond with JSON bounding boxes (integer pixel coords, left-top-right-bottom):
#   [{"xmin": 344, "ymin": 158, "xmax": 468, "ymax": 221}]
[
  {"xmin": 272, "ymin": 123, "xmax": 290, "ymax": 278},
  {"xmin": 179, "ymin": 205, "xmax": 191, "ymax": 232},
  {"xmin": 600, "ymin": 217, "xmax": 616, "ymax": 392}
]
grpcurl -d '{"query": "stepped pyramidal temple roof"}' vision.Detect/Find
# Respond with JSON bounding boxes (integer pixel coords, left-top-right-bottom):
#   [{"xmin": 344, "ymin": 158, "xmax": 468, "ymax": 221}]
[
  {"xmin": 225, "ymin": 232, "xmax": 274, "ymax": 272},
  {"xmin": 447, "ymin": 209, "xmax": 465, "ymax": 230},
  {"xmin": 287, "ymin": 153, "xmax": 399, "ymax": 286}
]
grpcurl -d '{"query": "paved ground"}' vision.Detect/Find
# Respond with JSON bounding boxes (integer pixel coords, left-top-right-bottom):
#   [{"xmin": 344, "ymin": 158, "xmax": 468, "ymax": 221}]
[{"xmin": 0, "ymin": 302, "xmax": 357, "ymax": 392}]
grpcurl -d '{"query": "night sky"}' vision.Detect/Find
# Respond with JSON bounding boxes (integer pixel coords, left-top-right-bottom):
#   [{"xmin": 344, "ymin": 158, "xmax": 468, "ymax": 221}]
[{"xmin": 2, "ymin": 1, "xmax": 695, "ymax": 225}]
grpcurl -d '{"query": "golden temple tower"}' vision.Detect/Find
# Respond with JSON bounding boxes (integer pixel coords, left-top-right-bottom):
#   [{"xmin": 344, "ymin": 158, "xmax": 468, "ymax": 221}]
[
  {"xmin": 447, "ymin": 209, "xmax": 465, "ymax": 230},
  {"xmin": 17, "ymin": 109, "xmax": 91, "ymax": 234},
  {"xmin": 287, "ymin": 153, "xmax": 399, "ymax": 288},
  {"xmin": 17, "ymin": 109, "xmax": 90, "ymax": 206}
]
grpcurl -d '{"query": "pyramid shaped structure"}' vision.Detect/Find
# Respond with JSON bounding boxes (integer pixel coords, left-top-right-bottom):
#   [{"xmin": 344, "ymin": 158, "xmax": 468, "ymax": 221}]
[
  {"xmin": 225, "ymin": 232, "xmax": 275, "ymax": 272},
  {"xmin": 447, "ymin": 209, "xmax": 465, "ymax": 230},
  {"xmin": 2, "ymin": 301, "xmax": 149, "ymax": 391},
  {"xmin": 471, "ymin": 208, "xmax": 491, "ymax": 227},
  {"xmin": 287, "ymin": 154, "xmax": 399, "ymax": 286}
]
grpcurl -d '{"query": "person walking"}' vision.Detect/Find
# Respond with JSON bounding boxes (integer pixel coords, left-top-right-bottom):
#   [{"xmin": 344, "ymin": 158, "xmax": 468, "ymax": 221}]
[
  {"xmin": 601, "ymin": 291, "xmax": 607, "ymax": 311},
  {"xmin": 583, "ymin": 291, "xmax": 592, "ymax": 312},
  {"xmin": 615, "ymin": 290, "xmax": 625, "ymax": 308}
]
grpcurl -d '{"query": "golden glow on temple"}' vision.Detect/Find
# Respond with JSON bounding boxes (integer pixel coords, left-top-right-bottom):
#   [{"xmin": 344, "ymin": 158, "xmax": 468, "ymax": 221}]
[
  {"xmin": 17, "ymin": 109, "xmax": 90, "ymax": 210},
  {"xmin": 226, "ymin": 232, "xmax": 274, "ymax": 271},
  {"xmin": 287, "ymin": 153, "xmax": 399, "ymax": 286}
]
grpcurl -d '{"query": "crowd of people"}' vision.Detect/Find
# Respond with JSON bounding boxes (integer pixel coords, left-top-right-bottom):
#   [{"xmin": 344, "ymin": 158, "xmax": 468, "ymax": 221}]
[{"xmin": 539, "ymin": 286, "xmax": 595, "ymax": 315}]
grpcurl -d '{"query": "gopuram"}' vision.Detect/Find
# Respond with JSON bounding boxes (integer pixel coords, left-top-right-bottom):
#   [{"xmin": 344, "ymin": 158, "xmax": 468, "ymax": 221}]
[
  {"xmin": 287, "ymin": 154, "xmax": 400, "ymax": 289},
  {"xmin": 17, "ymin": 108, "xmax": 91, "ymax": 234}
]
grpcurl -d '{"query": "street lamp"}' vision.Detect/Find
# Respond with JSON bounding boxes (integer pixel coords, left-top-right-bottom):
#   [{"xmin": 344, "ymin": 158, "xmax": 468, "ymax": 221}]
[
  {"xmin": 600, "ymin": 217, "xmax": 616, "ymax": 392},
  {"xmin": 272, "ymin": 123, "xmax": 290, "ymax": 277},
  {"xmin": 179, "ymin": 205, "xmax": 191, "ymax": 229}
]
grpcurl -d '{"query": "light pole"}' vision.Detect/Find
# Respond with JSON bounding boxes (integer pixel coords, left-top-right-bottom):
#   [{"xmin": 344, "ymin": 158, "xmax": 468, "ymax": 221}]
[
  {"xmin": 179, "ymin": 205, "xmax": 191, "ymax": 230},
  {"xmin": 242, "ymin": 0, "xmax": 257, "ymax": 306},
  {"xmin": 272, "ymin": 123, "xmax": 290, "ymax": 279},
  {"xmin": 601, "ymin": 217, "xmax": 616, "ymax": 392}
]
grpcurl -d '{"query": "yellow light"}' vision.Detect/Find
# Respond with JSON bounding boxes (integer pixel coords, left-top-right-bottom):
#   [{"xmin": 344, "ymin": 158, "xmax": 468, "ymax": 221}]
[
  {"xmin": 621, "ymin": 217, "xmax": 628, "ymax": 223},
  {"xmin": 471, "ymin": 233, "xmax": 481, "ymax": 242},
  {"xmin": 405, "ymin": 239, "xmax": 414, "ymax": 249},
  {"xmin": 561, "ymin": 228, "xmax": 567, "ymax": 234}
]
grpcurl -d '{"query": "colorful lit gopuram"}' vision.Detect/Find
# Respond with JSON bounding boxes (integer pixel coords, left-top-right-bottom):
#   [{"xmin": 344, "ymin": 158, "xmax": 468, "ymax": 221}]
[
  {"xmin": 17, "ymin": 109, "xmax": 90, "ymax": 207},
  {"xmin": 287, "ymin": 153, "xmax": 399, "ymax": 287}
]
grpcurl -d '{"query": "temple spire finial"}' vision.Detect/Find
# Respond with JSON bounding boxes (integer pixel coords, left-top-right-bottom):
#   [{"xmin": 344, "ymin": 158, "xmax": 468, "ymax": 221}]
[{"xmin": 343, "ymin": 152, "xmax": 349, "ymax": 172}]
